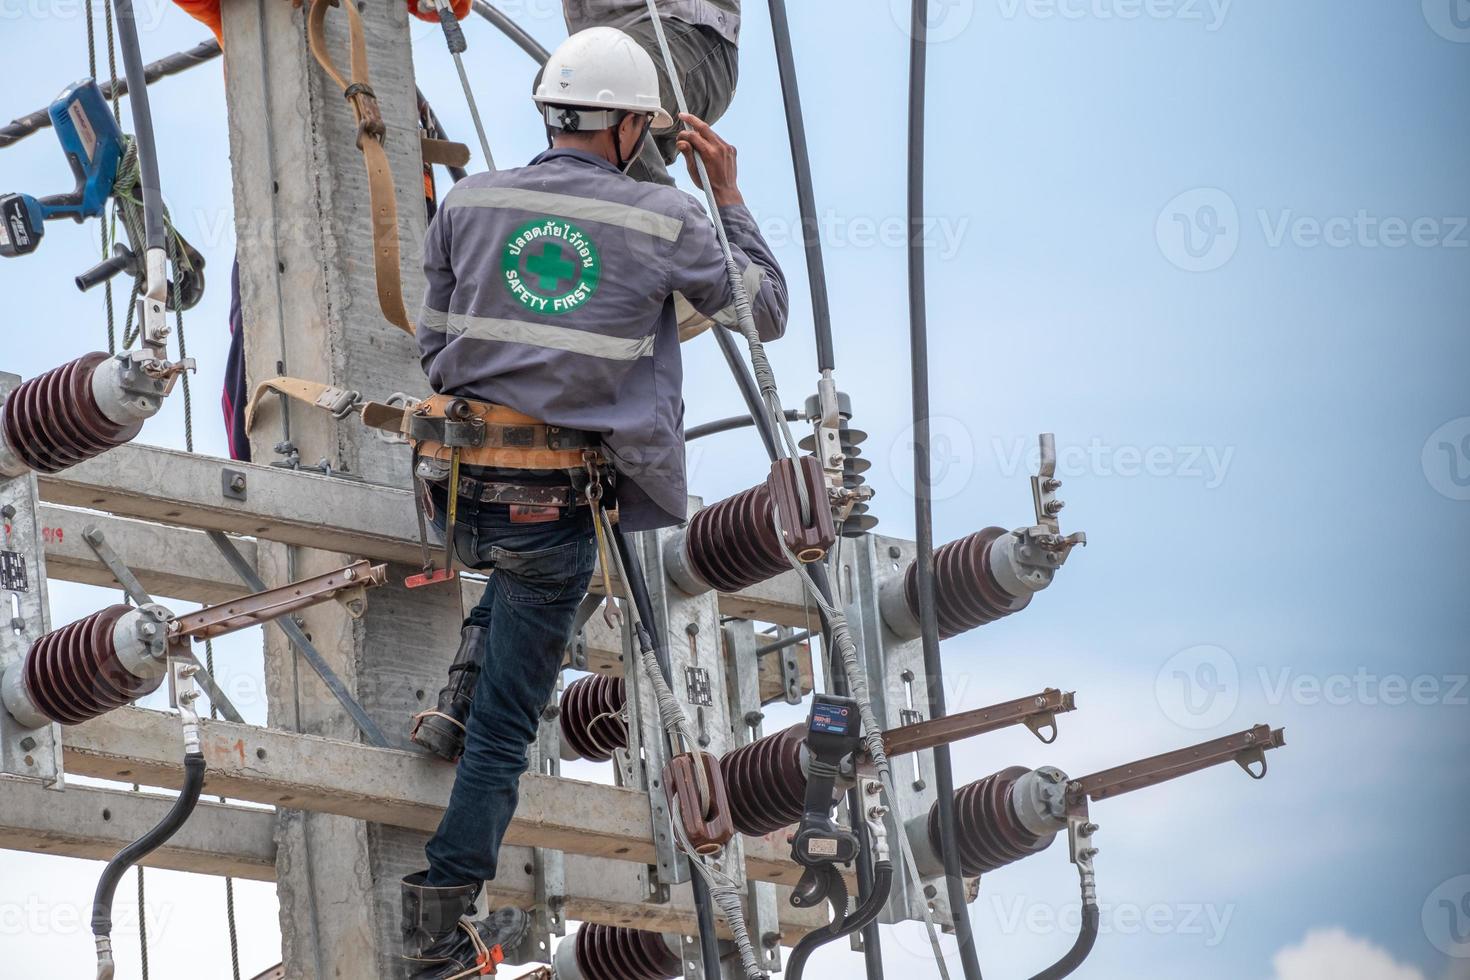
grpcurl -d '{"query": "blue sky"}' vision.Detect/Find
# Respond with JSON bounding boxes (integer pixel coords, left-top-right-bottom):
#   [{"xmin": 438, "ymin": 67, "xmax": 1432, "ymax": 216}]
[{"xmin": 0, "ymin": 0, "xmax": 1467, "ymax": 977}]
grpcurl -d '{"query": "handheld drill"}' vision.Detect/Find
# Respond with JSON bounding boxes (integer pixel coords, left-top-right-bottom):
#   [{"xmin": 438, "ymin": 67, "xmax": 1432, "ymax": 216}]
[{"xmin": 0, "ymin": 81, "xmax": 124, "ymax": 258}]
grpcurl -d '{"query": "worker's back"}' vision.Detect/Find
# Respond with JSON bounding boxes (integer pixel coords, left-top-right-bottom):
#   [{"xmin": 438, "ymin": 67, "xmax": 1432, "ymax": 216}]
[{"xmin": 419, "ymin": 147, "xmax": 787, "ymax": 531}]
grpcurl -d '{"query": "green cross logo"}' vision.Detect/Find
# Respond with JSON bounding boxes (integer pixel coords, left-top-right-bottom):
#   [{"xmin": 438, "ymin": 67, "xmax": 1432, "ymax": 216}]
[
  {"xmin": 525, "ymin": 242, "xmax": 578, "ymax": 293},
  {"xmin": 502, "ymin": 218, "xmax": 602, "ymax": 316}
]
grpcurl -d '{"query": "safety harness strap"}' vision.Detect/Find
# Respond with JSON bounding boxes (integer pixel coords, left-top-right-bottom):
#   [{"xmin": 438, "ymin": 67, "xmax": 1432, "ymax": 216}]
[
  {"xmin": 306, "ymin": 0, "xmax": 415, "ymax": 335},
  {"xmin": 243, "ymin": 376, "xmax": 360, "ymax": 435}
]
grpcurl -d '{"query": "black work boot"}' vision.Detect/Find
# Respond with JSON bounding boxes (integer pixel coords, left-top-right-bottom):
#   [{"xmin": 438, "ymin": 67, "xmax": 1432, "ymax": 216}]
[
  {"xmin": 412, "ymin": 625, "xmax": 489, "ymax": 762},
  {"xmin": 401, "ymin": 871, "xmax": 530, "ymax": 978}
]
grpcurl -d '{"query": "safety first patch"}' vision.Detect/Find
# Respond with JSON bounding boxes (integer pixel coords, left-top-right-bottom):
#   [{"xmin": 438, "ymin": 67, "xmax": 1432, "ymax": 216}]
[{"xmin": 502, "ymin": 217, "xmax": 601, "ymax": 316}]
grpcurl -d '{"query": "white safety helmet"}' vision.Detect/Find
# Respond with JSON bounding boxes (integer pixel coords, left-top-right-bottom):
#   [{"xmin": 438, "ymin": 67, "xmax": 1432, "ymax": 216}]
[{"xmin": 534, "ymin": 27, "xmax": 675, "ymax": 134}]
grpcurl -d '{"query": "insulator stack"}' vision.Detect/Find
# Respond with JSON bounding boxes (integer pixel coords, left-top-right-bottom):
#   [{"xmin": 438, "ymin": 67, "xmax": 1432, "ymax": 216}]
[
  {"xmin": 680, "ymin": 479, "xmax": 790, "ymax": 594},
  {"xmin": 800, "ymin": 391, "xmax": 875, "ymax": 536},
  {"xmin": 1, "ymin": 604, "xmax": 168, "ymax": 728},
  {"xmin": 721, "ymin": 724, "xmax": 809, "ymax": 836},
  {"xmin": 0, "ymin": 352, "xmax": 143, "ymax": 475},
  {"xmin": 905, "ymin": 527, "xmax": 1031, "ymax": 639},
  {"xmin": 558, "ymin": 674, "xmax": 628, "ymax": 762},
  {"xmin": 562, "ymin": 924, "xmax": 681, "ymax": 980},
  {"xmin": 928, "ymin": 766, "xmax": 1052, "ymax": 876}
]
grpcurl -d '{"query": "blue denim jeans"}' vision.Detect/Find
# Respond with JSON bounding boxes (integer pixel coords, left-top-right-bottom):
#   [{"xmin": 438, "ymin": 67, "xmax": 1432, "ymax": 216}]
[{"xmin": 424, "ymin": 491, "xmax": 596, "ymax": 887}]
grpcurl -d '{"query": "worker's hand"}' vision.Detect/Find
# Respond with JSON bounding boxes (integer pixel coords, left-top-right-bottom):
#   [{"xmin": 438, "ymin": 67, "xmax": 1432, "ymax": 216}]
[{"xmin": 677, "ymin": 113, "xmax": 744, "ymax": 209}]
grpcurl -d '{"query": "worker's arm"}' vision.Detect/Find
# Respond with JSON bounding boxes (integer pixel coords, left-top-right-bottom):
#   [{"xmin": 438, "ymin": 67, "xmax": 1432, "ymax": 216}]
[
  {"xmin": 672, "ymin": 114, "xmax": 789, "ymax": 343},
  {"xmin": 418, "ymin": 198, "xmax": 455, "ymax": 378}
]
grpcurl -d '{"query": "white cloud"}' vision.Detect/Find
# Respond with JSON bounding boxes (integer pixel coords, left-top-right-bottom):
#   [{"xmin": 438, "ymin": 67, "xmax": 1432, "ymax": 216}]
[{"xmin": 1272, "ymin": 929, "xmax": 1424, "ymax": 980}]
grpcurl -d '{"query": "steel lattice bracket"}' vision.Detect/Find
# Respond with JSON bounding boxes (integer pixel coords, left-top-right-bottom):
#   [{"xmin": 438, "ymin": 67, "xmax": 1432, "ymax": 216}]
[{"xmin": 0, "ymin": 373, "xmax": 62, "ymax": 786}]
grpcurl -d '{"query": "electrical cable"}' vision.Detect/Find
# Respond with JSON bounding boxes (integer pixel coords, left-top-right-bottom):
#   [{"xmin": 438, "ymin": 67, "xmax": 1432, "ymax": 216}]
[
  {"xmin": 904, "ymin": 2, "xmax": 984, "ymax": 977},
  {"xmin": 92, "ymin": 753, "xmax": 207, "ymax": 980},
  {"xmin": 0, "ymin": 40, "xmax": 221, "ymax": 149},
  {"xmin": 765, "ymin": 0, "xmax": 836, "ymax": 373},
  {"xmin": 786, "ymin": 862, "xmax": 894, "ymax": 980},
  {"xmin": 470, "ymin": 0, "xmax": 550, "ymax": 63},
  {"xmin": 1029, "ymin": 904, "xmax": 1100, "ymax": 980},
  {"xmin": 111, "ymin": 0, "xmax": 164, "ymax": 252},
  {"xmin": 685, "ymin": 409, "xmax": 802, "ymax": 443}
]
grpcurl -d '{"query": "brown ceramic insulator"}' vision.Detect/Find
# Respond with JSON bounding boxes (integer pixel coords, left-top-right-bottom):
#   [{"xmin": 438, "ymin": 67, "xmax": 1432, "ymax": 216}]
[
  {"xmin": 929, "ymin": 766, "xmax": 1051, "ymax": 877},
  {"xmin": 559, "ymin": 674, "xmax": 629, "ymax": 762},
  {"xmin": 574, "ymin": 924, "xmax": 682, "ymax": 980},
  {"xmin": 682, "ymin": 480, "xmax": 790, "ymax": 594},
  {"xmin": 0, "ymin": 352, "xmax": 141, "ymax": 474},
  {"xmin": 721, "ymin": 724, "xmax": 809, "ymax": 837},
  {"xmin": 21, "ymin": 605, "xmax": 152, "ymax": 726},
  {"xmin": 905, "ymin": 527, "xmax": 1032, "ymax": 639}
]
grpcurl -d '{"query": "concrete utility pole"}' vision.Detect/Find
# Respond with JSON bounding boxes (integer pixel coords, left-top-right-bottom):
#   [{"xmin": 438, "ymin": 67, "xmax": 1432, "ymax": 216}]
[{"xmin": 220, "ymin": 4, "xmax": 456, "ymax": 976}]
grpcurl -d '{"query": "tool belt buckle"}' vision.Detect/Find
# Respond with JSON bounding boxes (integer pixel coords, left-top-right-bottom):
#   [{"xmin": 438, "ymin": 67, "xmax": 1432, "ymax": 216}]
[{"xmin": 319, "ymin": 386, "xmax": 361, "ymax": 420}]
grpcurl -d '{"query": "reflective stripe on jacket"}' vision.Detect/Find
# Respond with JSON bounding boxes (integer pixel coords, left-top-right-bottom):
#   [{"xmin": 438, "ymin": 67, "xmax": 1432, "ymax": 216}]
[
  {"xmin": 563, "ymin": 0, "xmax": 741, "ymax": 45},
  {"xmin": 418, "ymin": 147, "xmax": 787, "ymax": 531}
]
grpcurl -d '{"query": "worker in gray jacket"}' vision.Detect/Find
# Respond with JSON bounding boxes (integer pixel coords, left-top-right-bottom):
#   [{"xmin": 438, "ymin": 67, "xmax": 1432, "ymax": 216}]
[
  {"xmin": 400, "ymin": 26, "xmax": 786, "ymax": 978},
  {"xmin": 560, "ymin": 0, "xmax": 740, "ymax": 185}
]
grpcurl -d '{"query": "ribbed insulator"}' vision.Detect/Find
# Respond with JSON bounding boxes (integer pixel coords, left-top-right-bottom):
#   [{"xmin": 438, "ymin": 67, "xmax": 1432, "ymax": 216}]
[
  {"xmin": 906, "ymin": 527, "xmax": 1032, "ymax": 639},
  {"xmin": 559, "ymin": 674, "xmax": 628, "ymax": 762},
  {"xmin": 931, "ymin": 766, "xmax": 1050, "ymax": 877},
  {"xmin": 21, "ymin": 605, "xmax": 151, "ymax": 726},
  {"xmin": 574, "ymin": 924, "xmax": 681, "ymax": 980},
  {"xmin": 0, "ymin": 352, "xmax": 141, "ymax": 474},
  {"xmin": 801, "ymin": 419, "xmax": 875, "ymax": 536},
  {"xmin": 721, "ymin": 724, "xmax": 808, "ymax": 836},
  {"xmin": 682, "ymin": 480, "xmax": 789, "ymax": 594}
]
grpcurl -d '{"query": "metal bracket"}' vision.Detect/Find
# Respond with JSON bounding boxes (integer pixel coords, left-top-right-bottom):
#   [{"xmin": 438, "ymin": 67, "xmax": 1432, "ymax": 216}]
[
  {"xmin": 0, "ymin": 383, "xmax": 62, "ymax": 786},
  {"xmin": 222, "ymin": 468, "xmax": 248, "ymax": 501},
  {"xmin": 206, "ymin": 531, "xmax": 391, "ymax": 748},
  {"xmin": 507, "ymin": 696, "xmax": 567, "ymax": 965}
]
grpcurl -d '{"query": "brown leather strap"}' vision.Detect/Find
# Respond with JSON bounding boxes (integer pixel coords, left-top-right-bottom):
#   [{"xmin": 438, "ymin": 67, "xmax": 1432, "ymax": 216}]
[
  {"xmin": 306, "ymin": 0, "xmax": 414, "ymax": 335},
  {"xmin": 421, "ymin": 136, "xmax": 471, "ymax": 168},
  {"xmin": 244, "ymin": 376, "xmax": 361, "ymax": 435}
]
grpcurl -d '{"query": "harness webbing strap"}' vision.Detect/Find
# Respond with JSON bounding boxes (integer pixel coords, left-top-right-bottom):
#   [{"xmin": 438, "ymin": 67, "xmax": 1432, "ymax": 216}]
[
  {"xmin": 244, "ymin": 376, "xmax": 359, "ymax": 435},
  {"xmin": 306, "ymin": 0, "xmax": 418, "ymax": 335}
]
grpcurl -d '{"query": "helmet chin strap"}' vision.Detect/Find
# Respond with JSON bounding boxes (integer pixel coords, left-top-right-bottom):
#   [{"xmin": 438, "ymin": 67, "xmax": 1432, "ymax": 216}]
[
  {"xmin": 544, "ymin": 108, "xmax": 654, "ymax": 174},
  {"xmin": 615, "ymin": 113, "xmax": 653, "ymax": 173}
]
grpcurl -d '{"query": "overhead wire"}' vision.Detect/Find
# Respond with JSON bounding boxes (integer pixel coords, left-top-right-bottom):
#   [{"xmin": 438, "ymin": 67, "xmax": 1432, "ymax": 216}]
[{"xmin": 905, "ymin": 1, "xmax": 984, "ymax": 977}]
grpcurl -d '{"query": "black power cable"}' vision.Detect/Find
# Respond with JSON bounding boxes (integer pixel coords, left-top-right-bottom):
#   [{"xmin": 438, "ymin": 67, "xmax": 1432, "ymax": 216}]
[
  {"xmin": 470, "ymin": 0, "xmax": 550, "ymax": 63},
  {"xmin": 0, "ymin": 40, "xmax": 221, "ymax": 150},
  {"xmin": 92, "ymin": 753, "xmax": 207, "ymax": 980},
  {"xmin": 112, "ymin": 0, "xmax": 164, "ymax": 251},
  {"xmin": 686, "ymin": 409, "xmax": 803, "ymax": 443},
  {"xmin": 1030, "ymin": 905, "xmax": 1100, "ymax": 979},
  {"xmin": 905, "ymin": 2, "xmax": 985, "ymax": 978},
  {"xmin": 766, "ymin": 0, "xmax": 837, "ymax": 373}
]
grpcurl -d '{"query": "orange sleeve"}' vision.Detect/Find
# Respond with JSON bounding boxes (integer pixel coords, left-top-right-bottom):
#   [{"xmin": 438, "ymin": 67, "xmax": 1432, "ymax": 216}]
[
  {"xmin": 407, "ymin": 0, "xmax": 471, "ymax": 24},
  {"xmin": 172, "ymin": 0, "xmax": 224, "ymax": 44}
]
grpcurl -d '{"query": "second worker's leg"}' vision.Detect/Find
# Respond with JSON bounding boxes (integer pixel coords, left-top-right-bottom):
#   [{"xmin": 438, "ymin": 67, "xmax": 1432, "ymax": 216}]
[
  {"xmin": 423, "ymin": 506, "xmax": 596, "ymax": 887},
  {"xmin": 624, "ymin": 20, "xmax": 740, "ymax": 185}
]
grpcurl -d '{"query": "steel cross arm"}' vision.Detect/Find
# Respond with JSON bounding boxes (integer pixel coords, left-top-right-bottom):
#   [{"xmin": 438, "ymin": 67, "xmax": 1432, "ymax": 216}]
[
  {"xmin": 59, "ymin": 707, "xmax": 816, "ymax": 891},
  {"xmin": 38, "ymin": 443, "xmax": 823, "ymax": 626},
  {"xmin": 878, "ymin": 688, "xmax": 1077, "ymax": 760},
  {"xmin": 168, "ymin": 558, "xmax": 386, "ymax": 641},
  {"xmin": 0, "ymin": 778, "xmax": 827, "ymax": 940},
  {"xmin": 1069, "ymin": 724, "xmax": 1287, "ymax": 804}
]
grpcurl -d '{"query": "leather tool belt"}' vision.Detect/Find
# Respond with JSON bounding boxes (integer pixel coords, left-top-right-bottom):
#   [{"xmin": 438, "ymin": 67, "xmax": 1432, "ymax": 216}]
[{"xmin": 406, "ymin": 394, "xmax": 602, "ymax": 472}]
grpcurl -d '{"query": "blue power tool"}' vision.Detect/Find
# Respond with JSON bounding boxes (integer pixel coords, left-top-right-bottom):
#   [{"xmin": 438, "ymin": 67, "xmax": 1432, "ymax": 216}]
[{"xmin": 0, "ymin": 81, "xmax": 124, "ymax": 258}]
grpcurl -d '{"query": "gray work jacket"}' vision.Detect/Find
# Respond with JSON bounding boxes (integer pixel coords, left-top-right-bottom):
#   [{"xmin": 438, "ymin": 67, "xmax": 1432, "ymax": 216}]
[
  {"xmin": 419, "ymin": 148, "xmax": 788, "ymax": 531},
  {"xmin": 563, "ymin": 0, "xmax": 741, "ymax": 44}
]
